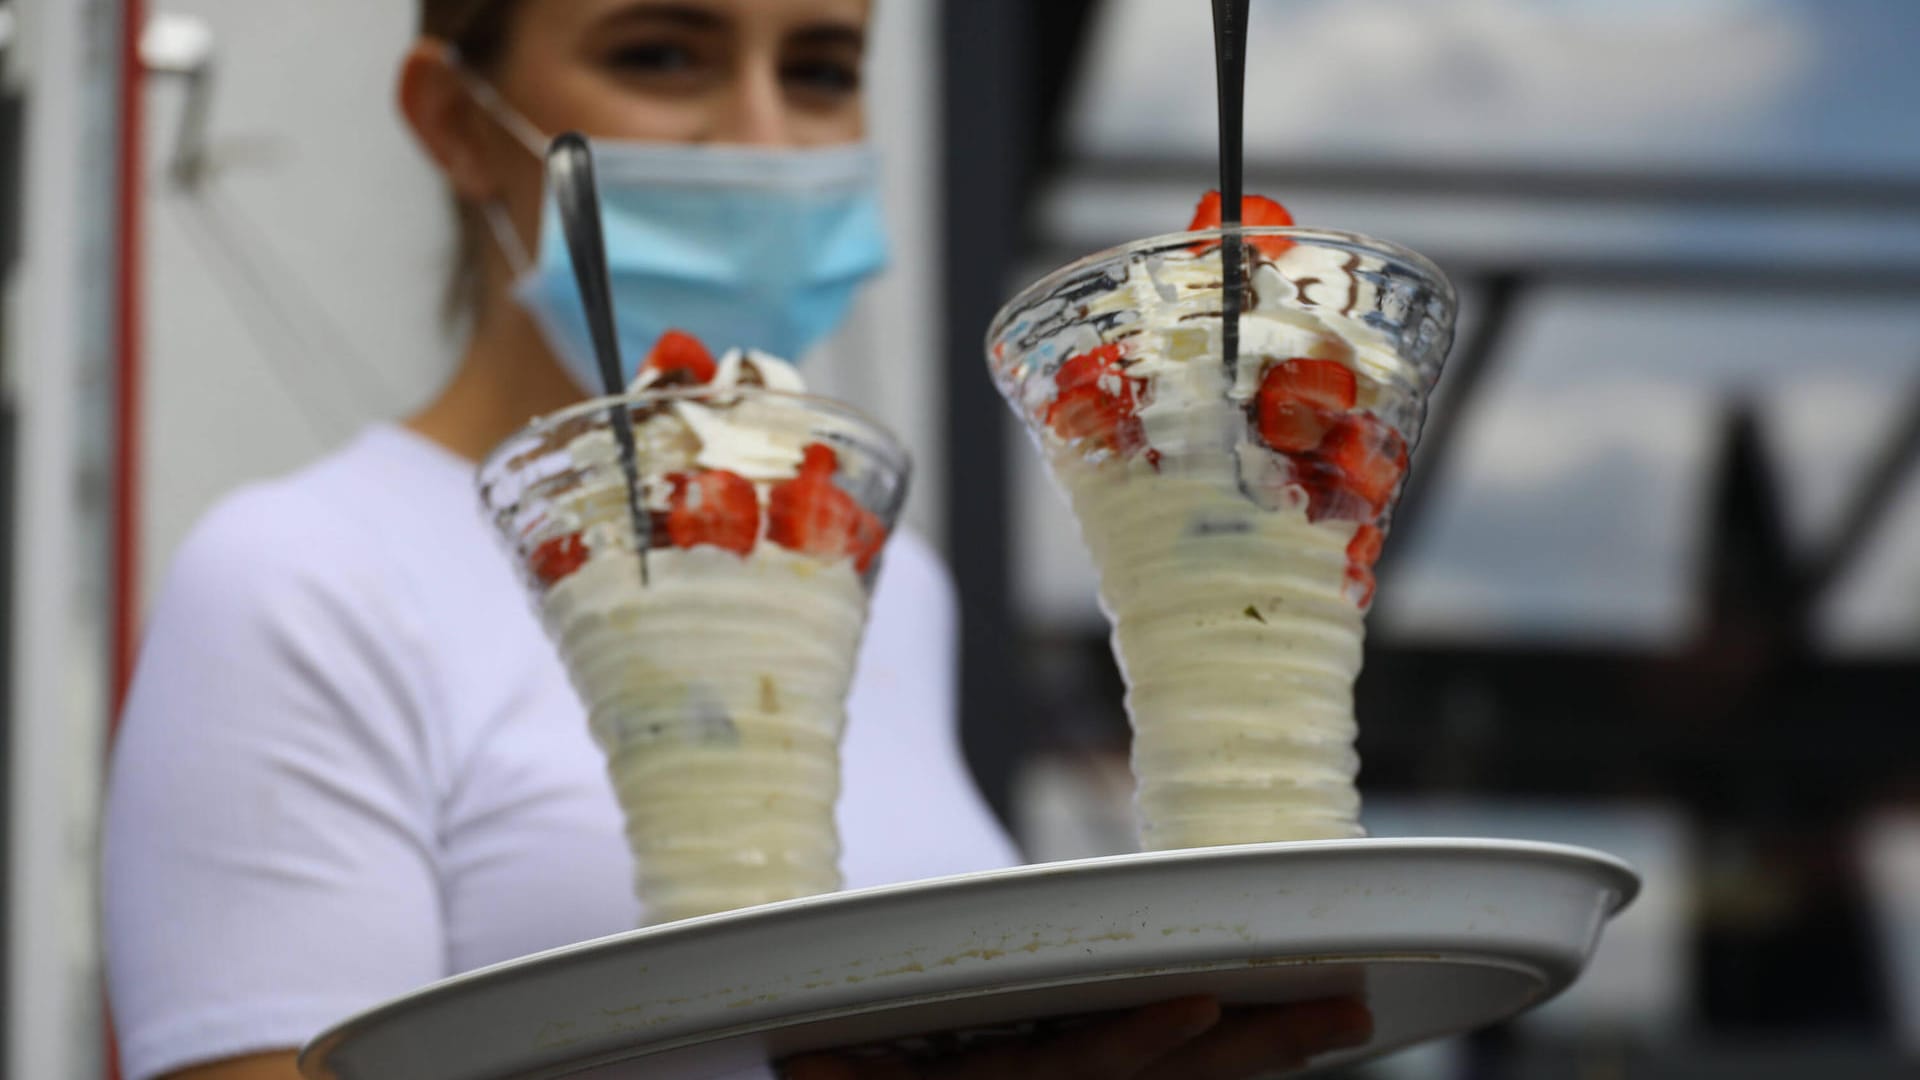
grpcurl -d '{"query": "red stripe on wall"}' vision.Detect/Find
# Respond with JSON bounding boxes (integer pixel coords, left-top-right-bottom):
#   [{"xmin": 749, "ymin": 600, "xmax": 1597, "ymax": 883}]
[
  {"xmin": 108, "ymin": 0, "xmax": 146, "ymax": 1076},
  {"xmin": 112, "ymin": 0, "xmax": 146, "ymax": 723}
]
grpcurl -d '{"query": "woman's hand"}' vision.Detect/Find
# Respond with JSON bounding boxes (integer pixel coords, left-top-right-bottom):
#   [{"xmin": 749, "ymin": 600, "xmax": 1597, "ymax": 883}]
[{"xmin": 779, "ymin": 995, "xmax": 1372, "ymax": 1080}]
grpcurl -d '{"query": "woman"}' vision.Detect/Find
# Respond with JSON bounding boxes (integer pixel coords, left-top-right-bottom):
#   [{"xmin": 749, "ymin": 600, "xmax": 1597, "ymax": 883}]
[{"xmin": 103, "ymin": 3, "xmax": 1369, "ymax": 1078}]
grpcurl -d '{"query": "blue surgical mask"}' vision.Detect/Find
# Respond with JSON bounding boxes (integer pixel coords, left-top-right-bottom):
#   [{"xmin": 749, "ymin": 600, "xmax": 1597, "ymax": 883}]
[{"xmin": 469, "ymin": 78, "xmax": 890, "ymax": 390}]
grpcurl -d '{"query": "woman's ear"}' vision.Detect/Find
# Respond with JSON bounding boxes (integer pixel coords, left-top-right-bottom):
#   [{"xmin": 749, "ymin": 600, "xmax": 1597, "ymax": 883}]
[{"xmin": 397, "ymin": 41, "xmax": 501, "ymax": 203}]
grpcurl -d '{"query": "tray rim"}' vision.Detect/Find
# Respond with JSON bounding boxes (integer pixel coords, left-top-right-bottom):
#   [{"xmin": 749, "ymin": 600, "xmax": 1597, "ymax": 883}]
[{"xmin": 301, "ymin": 836, "xmax": 1640, "ymax": 1073}]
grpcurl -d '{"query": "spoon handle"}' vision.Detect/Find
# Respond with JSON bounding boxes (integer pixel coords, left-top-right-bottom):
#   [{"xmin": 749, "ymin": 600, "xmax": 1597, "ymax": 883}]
[
  {"xmin": 548, "ymin": 134, "xmax": 626, "ymax": 396},
  {"xmin": 1212, "ymin": 0, "xmax": 1251, "ymax": 379},
  {"xmin": 548, "ymin": 132, "xmax": 652, "ymax": 584},
  {"xmin": 1212, "ymin": 0, "xmax": 1250, "ymax": 226}
]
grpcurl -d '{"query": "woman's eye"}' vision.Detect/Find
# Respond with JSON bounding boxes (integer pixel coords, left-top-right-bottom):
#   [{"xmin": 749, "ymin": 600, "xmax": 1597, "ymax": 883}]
[
  {"xmin": 606, "ymin": 41, "xmax": 704, "ymax": 75},
  {"xmin": 782, "ymin": 59, "xmax": 860, "ymax": 96}
]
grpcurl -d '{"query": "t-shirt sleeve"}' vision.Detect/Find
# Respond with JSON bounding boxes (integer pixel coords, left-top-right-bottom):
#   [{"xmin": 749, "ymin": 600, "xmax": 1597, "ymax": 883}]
[{"xmin": 104, "ymin": 491, "xmax": 448, "ymax": 1080}]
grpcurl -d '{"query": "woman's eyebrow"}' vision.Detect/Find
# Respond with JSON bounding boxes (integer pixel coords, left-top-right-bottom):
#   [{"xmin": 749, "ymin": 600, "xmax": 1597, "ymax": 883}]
[
  {"xmin": 593, "ymin": 2, "xmax": 729, "ymax": 34},
  {"xmin": 787, "ymin": 22, "xmax": 866, "ymax": 50}
]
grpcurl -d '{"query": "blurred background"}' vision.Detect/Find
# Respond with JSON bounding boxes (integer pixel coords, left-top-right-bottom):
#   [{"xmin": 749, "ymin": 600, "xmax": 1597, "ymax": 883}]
[{"xmin": 4, "ymin": 0, "xmax": 1919, "ymax": 1076}]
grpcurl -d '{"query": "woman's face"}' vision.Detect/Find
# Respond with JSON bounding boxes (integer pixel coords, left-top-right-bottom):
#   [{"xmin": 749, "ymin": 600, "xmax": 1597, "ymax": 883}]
[
  {"xmin": 492, "ymin": 0, "xmax": 870, "ymax": 147},
  {"xmin": 448, "ymin": 0, "xmax": 872, "ymax": 278}
]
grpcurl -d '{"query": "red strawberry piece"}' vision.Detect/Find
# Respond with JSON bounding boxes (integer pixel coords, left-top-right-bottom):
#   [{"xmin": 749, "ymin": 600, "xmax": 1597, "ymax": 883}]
[
  {"xmin": 1348, "ymin": 524, "xmax": 1385, "ymax": 571},
  {"xmin": 1265, "ymin": 358, "xmax": 1357, "ymax": 411},
  {"xmin": 1341, "ymin": 525, "xmax": 1383, "ymax": 608},
  {"xmin": 1347, "ymin": 566, "xmax": 1379, "ymax": 609},
  {"xmin": 1054, "ymin": 343, "xmax": 1128, "ymax": 394},
  {"xmin": 1188, "ymin": 191, "xmax": 1296, "ymax": 233},
  {"xmin": 1187, "ymin": 191, "xmax": 1296, "ymax": 258},
  {"xmin": 642, "ymin": 329, "xmax": 718, "ymax": 385},
  {"xmin": 664, "ymin": 469, "xmax": 760, "ymax": 556},
  {"xmin": 1347, "ymin": 523, "xmax": 1385, "ymax": 567},
  {"xmin": 1318, "ymin": 414, "xmax": 1409, "ymax": 516},
  {"xmin": 1254, "ymin": 358, "xmax": 1357, "ymax": 453},
  {"xmin": 1045, "ymin": 344, "xmax": 1145, "ymax": 456},
  {"xmin": 1258, "ymin": 401, "xmax": 1331, "ymax": 454},
  {"xmin": 1297, "ymin": 458, "xmax": 1372, "ymax": 524},
  {"xmin": 1049, "ymin": 387, "xmax": 1145, "ymax": 455},
  {"xmin": 529, "ymin": 532, "xmax": 589, "ymax": 586},
  {"xmin": 768, "ymin": 443, "xmax": 888, "ymax": 573}
]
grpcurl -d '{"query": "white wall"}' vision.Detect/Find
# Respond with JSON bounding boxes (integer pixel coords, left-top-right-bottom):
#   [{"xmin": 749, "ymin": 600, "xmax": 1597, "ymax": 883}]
[
  {"xmin": 8, "ymin": 1, "xmax": 115, "ymax": 1076},
  {"xmin": 138, "ymin": 1, "xmax": 947, "ymax": 613},
  {"xmin": 139, "ymin": 0, "xmax": 452, "ymax": 612}
]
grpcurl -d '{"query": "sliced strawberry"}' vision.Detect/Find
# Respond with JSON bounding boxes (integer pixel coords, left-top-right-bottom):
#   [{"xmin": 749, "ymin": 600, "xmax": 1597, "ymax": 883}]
[
  {"xmin": 1318, "ymin": 414, "xmax": 1409, "ymax": 515},
  {"xmin": 1187, "ymin": 191, "xmax": 1296, "ymax": 257},
  {"xmin": 1053, "ymin": 344, "xmax": 1128, "ymax": 394},
  {"xmin": 664, "ymin": 469, "xmax": 760, "ymax": 556},
  {"xmin": 1257, "ymin": 400, "xmax": 1333, "ymax": 454},
  {"xmin": 1347, "ymin": 524, "xmax": 1385, "ymax": 571},
  {"xmin": 529, "ymin": 532, "xmax": 589, "ymax": 586},
  {"xmin": 1263, "ymin": 358, "xmax": 1356, "ymax": 411},
  {"xmin": 1188, "ymin": 191, "xmax": 1296, "ymax": 232},
  {"xmin": 1049, "ymin": 386, "xmax": 1145, "ymax": 454},
  {"xmin": 1046, "ymin": 344, "xmax": 1145, "ymax": 457},
  {"xmin": 1296, "ymin": 457, "xmax": 1372, "ymax": 524},
  {"xmin": 1338, "ymin": 524, "xmax": 1383, "ymax": 608},
  {"xmin": 768, "ymin": 443, "xmax": 888, "ymax": 573},
  {"xmin": 642, "ymin": 329, "xmax": 718, "ymax": 386},
  {"xmin": 1253, "ymin": 358, "xmax": 1357, "ymax": 453},
  {"xmin": 1347, "ymin": 566, "xmax": 1379, "ymax": 609}
]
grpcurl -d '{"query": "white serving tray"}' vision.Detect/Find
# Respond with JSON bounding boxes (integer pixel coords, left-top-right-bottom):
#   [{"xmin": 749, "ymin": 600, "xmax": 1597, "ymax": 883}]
[{"xmin": 301, "ymin": 838, "xmax": 1639, "ymax": 1079}]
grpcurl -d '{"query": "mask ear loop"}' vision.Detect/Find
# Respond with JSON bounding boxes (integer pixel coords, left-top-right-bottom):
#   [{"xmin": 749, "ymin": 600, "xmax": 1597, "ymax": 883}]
[
  {"xmin": 446, "ymin": 46, "xmax": 548, "ymax": 279},
  {"xmin": 446, "ymin": 46, "xmax": 553, "ymax": 158},
  {"xmin": 482, "ymin": 201, "xmax": 536, "ymax": 277}
]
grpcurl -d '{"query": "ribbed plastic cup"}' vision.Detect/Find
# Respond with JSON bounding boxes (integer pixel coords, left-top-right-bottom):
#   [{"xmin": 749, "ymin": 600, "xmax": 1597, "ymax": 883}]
[
  {"xmin": 480, "ymin": 388, "xmax": 910, "ymax": 922},
  {"xmin": 989, "ymin": 227, "xmax": 1454, "ymax": 850}
]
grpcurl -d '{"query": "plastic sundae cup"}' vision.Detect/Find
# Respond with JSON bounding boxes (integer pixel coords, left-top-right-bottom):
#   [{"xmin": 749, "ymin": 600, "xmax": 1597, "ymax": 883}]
[
  {"xmin": 988, "ymin": 226, "xmax": 1455, "ymax": 850},
  {"xmin": 480, "ymin": 386, "xmax": 910, "ymax": 922}
]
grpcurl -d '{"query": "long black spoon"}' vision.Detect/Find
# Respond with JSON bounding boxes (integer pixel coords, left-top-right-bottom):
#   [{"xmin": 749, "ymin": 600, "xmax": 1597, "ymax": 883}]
[
  {"xmin": 1212, "ymin": 0, "xmax": 1251, "ymax": 384},
  {"xmin": 547, "ymin": 132, "xmax": 651, "ymax": 585}
]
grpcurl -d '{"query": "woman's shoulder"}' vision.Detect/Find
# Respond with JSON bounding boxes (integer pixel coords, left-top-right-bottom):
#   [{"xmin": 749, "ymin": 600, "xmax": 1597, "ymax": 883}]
[{"xmin": 162, "ymin": 428, "xmax": 450, "ymax": 614}]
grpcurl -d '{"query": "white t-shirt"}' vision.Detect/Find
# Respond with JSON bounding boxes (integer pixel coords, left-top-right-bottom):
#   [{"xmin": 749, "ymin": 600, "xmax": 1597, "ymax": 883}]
[{"xmin": 103, "ymin": 425, "xmax": 1018, "ymax": 1080}]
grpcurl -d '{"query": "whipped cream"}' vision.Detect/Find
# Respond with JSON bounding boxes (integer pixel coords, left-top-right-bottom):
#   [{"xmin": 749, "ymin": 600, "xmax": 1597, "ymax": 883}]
[{"xmin": 562, "ymin": 349, "xmax": 814, "ymax": 505}]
